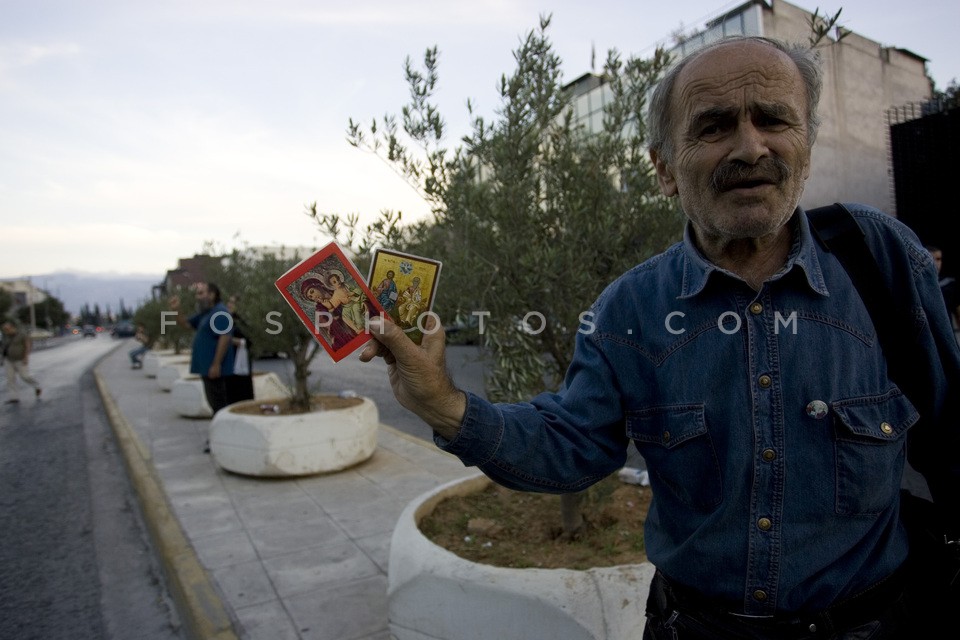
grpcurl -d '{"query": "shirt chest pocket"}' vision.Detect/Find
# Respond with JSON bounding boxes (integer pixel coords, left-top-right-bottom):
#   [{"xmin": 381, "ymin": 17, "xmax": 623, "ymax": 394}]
[
  {"xmin": 830, "ymin": 391, "xmax": 918, "ymax": 516},
  {"xmin": 627, "ymin": 404, "xmax": 722, "ymax": 511}
]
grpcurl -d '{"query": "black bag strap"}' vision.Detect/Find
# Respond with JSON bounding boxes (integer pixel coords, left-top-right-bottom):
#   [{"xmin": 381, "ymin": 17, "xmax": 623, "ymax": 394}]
[
  {"xmin": 806, "ymin": 203, "xmax": 920, "ymax": 406},
  {"xmin": 807, "ymin": 204, "xmax": 950, "ymax": 522}
]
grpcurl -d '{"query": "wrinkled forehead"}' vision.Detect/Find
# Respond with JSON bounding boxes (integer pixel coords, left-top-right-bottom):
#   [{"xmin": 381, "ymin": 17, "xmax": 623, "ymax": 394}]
[{"xmin": 674, "ymin": 42, "xmax": 805, "ymax": 115}]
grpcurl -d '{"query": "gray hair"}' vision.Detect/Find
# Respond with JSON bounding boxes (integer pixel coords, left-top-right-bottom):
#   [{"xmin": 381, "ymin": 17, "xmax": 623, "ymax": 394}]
[{"xmin": 647, "ymin": 36, "xmax": 823, "ymax": 162}]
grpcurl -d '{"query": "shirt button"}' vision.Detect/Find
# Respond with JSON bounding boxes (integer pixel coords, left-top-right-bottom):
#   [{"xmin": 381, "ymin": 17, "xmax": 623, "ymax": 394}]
[
  {"xmin": 753, "ymin": 589, "xmax": 768, "ymax": 602},
  {"xmin": 662, "ymin": 431, "xmax": 671, "ymax": 443},
  {"xmin": 749, "ymin": 302, "xmax": 763, "ymax": 315},
  {"xmin": 806, "ymin": 400, "xmax": 829, "ymax": 419},
  {"xmin": 758, "ymin": 375, "xmax": 772, "ymax": 388},
  {"xmin": 762, "ymin": 449, "xmax": 776, "ymax": 461},
  {"xmin": 757, "ymin": 517, "xmax": 772, "ymax": 531},
  {"xmin": 880, "ymin": 422, "xmax": 894, "ymax": 435}
]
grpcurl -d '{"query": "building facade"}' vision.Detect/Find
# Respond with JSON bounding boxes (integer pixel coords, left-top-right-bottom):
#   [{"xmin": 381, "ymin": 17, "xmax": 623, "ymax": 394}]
[
  {"xmin": 568, "ymin": 0, "xmax": 933, "ymax": 215},
  {"xmin": 0, "ymin": 278, "xmax": 48, "ymax": 310}
]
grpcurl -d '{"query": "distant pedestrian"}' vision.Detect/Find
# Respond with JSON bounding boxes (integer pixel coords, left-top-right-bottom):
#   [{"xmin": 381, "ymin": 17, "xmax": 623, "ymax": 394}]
[
  {"xmin": 2, "ymin": 320, "xmax": 42, "ymax": 403},
  {"xmin": 129, "ymin": 323, "xmax": 151, "ymax": 369},
  {"xmin": 926, "ymin": 245, "xmax": 960, "ymax": 340}
]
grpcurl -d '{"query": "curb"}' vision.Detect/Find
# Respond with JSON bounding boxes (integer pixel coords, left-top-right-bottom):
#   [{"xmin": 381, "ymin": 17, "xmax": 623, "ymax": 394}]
[{"xmin": 94, "ymin": 367, "xmax": 239, "ymax": 640}]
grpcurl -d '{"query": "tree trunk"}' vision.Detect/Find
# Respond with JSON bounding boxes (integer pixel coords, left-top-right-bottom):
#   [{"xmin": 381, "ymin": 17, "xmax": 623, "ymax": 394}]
[
  {"xmin": 291, "ymin": 343, "xmax": 313, "ymax": 412},
  {"xmin": 559, "ymin": 492, "xmax": 584, "ymax": 540}
]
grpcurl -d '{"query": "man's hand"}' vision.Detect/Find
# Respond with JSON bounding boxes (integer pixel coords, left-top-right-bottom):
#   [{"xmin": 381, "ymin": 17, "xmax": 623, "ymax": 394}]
[
  {"xmin": 361, "ymin": 315, "xmax": 465, "ymax": 440},
  {"xmin": 207, "ymin": 362, "xmax": 221, "ymax": 379}
]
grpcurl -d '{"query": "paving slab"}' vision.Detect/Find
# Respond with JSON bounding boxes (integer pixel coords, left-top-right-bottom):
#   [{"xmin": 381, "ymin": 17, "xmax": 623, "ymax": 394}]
[{"xmin": 94, "ymin": 346, "xmax": 475, "ymax": 639}]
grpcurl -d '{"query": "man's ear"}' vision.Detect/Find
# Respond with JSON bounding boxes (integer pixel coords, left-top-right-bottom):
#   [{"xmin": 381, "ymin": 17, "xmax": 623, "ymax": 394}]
[{"xmin": 649, "ymin": 149, "xmax": 678, "ymax": 197}]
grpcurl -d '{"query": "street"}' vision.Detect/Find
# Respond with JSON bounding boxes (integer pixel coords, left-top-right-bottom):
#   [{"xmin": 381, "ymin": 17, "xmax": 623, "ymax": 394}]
[
  {"xmin": 0, "ymin": 334, "xmax": 185, "ymax": 640},
  {"xmin": 0, "ymin": 329, "xmax": 646, "ymax": 640}
]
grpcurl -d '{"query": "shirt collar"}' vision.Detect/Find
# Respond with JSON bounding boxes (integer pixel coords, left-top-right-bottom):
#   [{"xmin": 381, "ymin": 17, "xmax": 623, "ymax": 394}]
[{"xmin": 678, "ymin": 208, "xmax": 829, "ymax": 299}]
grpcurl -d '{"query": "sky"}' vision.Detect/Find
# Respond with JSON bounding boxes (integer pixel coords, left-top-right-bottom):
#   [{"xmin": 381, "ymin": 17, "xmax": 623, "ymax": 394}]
[{"xmin": 2, "ymin": 0, "xmax": 958, "ymax": 280}]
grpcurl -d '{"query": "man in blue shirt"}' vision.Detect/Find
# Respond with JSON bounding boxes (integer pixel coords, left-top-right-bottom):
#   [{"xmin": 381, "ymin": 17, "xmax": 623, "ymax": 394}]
[
  {"xmin": 361, "ymin": 36, "xmax": 960, "ymax": 638},
  {"xmin": 170, "ymin": 282, "xmax": 235, "ymax": 451}
]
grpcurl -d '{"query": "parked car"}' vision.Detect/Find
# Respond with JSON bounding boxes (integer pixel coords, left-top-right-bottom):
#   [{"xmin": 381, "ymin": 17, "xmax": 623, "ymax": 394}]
[{"xmin": 82, "ymin": 324, "xmax": 97, "ymax": 338}]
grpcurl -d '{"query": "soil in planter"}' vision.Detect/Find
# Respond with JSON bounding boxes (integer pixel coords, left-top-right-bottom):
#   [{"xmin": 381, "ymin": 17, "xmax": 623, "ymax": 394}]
[
  {"xmin": 419, "ymin": 473, "xmax": 651, "ymax": 570},
  {"xmin": 230, "ymin": 396, "xmax": 363, "ymax": 416}
]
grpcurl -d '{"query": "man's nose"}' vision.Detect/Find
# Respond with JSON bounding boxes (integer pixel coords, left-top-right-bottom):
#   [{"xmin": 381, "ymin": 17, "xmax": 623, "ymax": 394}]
[{"xmin": 727, "ymin": 122, "xmax": 769, "ymax": 165}]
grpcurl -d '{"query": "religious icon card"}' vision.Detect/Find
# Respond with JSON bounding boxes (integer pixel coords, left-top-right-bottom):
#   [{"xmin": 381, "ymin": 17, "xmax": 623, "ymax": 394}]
[
  {"xmin": 275, "ymin": 242, "xmax": 387, "ymax": 362},
  {"xmin": 367, "ymin": 248, "xmax": 442, "ymax": 344}
]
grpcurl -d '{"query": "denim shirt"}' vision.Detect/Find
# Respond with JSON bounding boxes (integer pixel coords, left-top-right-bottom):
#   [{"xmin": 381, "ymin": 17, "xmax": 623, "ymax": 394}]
[{"xmin": 438, "ymin": 203, "xmax": 960, "ymax": 615}]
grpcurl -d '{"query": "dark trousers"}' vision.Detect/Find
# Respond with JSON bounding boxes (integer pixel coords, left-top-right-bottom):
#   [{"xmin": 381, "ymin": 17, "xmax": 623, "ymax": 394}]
[
  {"xmin": 201, "ymin": 376, "xmax": 230, "ymax": 414},
  {"xmin": 643, "ymin": 570, "xmax": 909, "ymax": 640}
]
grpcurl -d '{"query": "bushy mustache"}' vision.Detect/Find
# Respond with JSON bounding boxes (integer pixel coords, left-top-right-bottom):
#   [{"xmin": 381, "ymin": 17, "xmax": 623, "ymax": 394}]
[{"xmin": 710, "ymin": 157, "xmax": 791, "ymax": 194}]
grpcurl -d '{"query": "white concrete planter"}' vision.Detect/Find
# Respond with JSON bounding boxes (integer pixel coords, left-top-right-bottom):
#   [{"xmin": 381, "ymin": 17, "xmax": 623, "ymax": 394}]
[
  {"xmin": 171, "ymin": 375, "xmax": 212, "ymax": 418},
  {"xmin": 142, "ymin": 350, "xmax": 178, "ymax": 378},
  {"xmin": 157, "ymin": 359, "xmax": 191, "ymax": 392},
  {"xmin": 209, "ymin": 395, "xmax": 378, "ymax": 477},
  {"xmin": 388, "ymin": 473, "xmax": 654, "ymax": 640},
  {"xmin": 171, "ymin": 372, "xmax": 289, "ymax": 418},
  {"xmin": 250, "ymin": 371, "xmax": 289, "ymax": 400}
]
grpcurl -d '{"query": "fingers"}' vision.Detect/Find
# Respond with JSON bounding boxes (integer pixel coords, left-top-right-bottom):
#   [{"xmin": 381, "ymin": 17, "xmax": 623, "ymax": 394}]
[
  {"xmin": 366, "ymin": 316, "xmax": 416, "ymax": 358},
  {"xmin": 358, "ymin": 339, "xmax": 387, "ymax": 363},
  {"xmin": 419, "ymin": 314, "xmax": 448, "ymax": 360},
  {"xmin": 361, "ymin": 315, "xmax": 444, "ymax": 367}
]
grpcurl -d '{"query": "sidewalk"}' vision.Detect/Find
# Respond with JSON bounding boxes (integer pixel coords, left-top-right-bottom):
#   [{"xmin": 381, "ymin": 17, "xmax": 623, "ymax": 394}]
[{"xmin": 94, "ymin": 345, "xmax": 475, "ymax": 640}]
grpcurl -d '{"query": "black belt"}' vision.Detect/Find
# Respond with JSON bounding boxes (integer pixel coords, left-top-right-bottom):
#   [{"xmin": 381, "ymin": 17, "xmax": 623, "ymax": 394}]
[{"xmin": 651, "ymin": 567, "xmax": 908, "ymax": 638}]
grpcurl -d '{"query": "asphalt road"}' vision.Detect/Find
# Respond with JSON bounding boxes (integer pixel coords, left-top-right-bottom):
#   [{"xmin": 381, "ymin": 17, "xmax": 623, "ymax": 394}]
[{"xmin": 0, "ymin": 335, "xmax": 185, "ymax": 640}]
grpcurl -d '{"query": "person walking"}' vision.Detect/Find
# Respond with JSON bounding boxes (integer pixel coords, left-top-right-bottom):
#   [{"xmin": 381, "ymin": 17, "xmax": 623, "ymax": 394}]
[
  {"xmin": 359, "ymin": 36, "xmax": 960, "ymax": 638},
  {"xmin": 2, "ymin": 320, "xmax": 42, "ymax": 403}
]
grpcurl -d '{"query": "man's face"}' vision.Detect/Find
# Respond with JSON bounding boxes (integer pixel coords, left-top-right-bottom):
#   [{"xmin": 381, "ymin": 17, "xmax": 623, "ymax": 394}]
[
  {"xmin": 194, "ymin": 283, "xmax": 213, "ymax": 309},
  {"xmin": 651, "ymin": 41, "xmax": 812, "ymax": 243},
  {"xmin": 930, "ymin": 249, "xmax": 943, "ymax": 273},
  {"xmin": 1, "ymin": 322, "xmax": 14, "ymax": 336}
]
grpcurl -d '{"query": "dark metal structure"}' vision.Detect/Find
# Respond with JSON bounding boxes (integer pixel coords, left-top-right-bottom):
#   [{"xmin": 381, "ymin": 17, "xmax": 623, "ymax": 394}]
[{"xmin": 888, "ymin": 100, "xmax": 960, "ymax": 278}]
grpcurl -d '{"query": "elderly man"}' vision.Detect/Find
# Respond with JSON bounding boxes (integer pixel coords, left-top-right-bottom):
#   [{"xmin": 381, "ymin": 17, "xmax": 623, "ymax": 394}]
[{"xmin": 360, "ymin": 36, "xmax": 960, "ymax": 638}]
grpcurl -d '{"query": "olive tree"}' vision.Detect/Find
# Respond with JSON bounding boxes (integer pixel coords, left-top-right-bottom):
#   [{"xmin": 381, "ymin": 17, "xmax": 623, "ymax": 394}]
[
  {"xmin": 212, "ymin": 246, "xmax": 323, "ymax": 413},
  {"xmin": 310, "ymin": 16, "xmax": 683, "ymax": 538},
  {"xmin": 312, "ymin": 15, "xmax": 683, "ymax": 401},
  {"xmin": 139, "ymin": 285, "xmax": 193, "ymax": 353}
]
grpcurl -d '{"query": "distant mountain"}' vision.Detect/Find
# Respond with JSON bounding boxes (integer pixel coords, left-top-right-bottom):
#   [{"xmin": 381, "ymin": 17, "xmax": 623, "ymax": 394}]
[{"xmin": 27, "ymin": 271, "xmax": 162, "ymax": 318}]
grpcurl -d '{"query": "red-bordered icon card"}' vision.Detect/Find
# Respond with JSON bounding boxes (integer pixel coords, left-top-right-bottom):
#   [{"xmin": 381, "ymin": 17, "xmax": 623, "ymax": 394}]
[
  {"xmin": 275, "ymin": 242, "xmax": 387, "ymax": 362},
  {"xmin": 367, "ymin": 248, "xmax": 442, "ymax": 345}
]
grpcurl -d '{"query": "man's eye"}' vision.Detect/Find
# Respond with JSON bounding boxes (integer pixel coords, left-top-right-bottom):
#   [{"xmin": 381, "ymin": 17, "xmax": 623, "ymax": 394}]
[
  {"xmin": 700, "ymin": 124, "xmax": 723, "ymax": 137},
  {"xmin": 759, "ymin": 115, "xmax": 787, "ymax": 128}
]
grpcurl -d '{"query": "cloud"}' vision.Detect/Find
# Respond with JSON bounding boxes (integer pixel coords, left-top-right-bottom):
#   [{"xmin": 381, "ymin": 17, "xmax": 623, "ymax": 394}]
[{"xmin": 0, "ymin": 42, "xmax": 82, "ymax": 72}]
